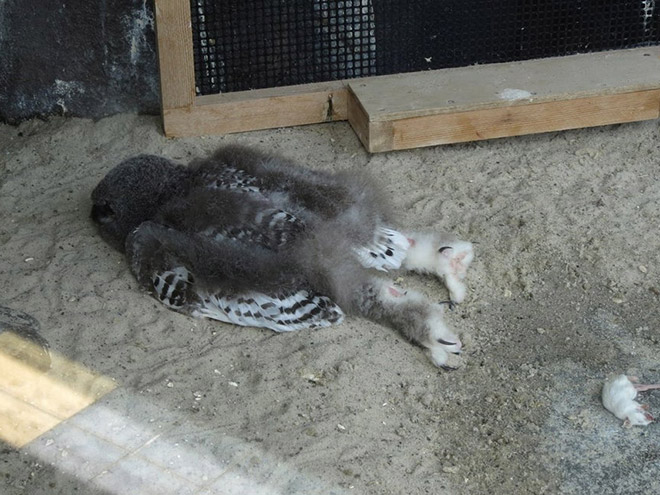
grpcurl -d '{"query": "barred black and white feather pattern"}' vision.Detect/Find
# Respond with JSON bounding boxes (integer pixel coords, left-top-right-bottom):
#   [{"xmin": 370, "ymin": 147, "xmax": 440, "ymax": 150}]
[
  {"xmin": 202, "ymin": 167, "xmax": 261, "ymax": 193},
  {"xmin": 152, "ymin": 267, "xmax": 194, "ymax": 309},
  {"xmin": 200, "ymin": 207, "xmax": 304, "ymax": 250},
  {"xmin": 192, "ymin": 290, "xmax": 344, "ymax": 332},
  {"xmin": 201, "ymin": 225, "xmax": 270, "ymax": 248},
  {"xmin": 252, "ymin": 208, "xmax": 305, "ymax": 248}
]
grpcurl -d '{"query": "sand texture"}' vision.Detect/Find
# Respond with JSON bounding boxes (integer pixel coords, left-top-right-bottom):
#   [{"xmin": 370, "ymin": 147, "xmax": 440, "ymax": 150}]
[{"xmin": 1, "ymin": 114, "xmax": 660, "ymax": 494}]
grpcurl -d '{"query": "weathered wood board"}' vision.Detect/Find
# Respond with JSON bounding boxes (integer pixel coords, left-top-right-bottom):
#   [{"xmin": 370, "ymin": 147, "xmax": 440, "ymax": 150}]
[{"xmin": 347, "ymin": 47, "xmax": 660, "ymax": 151}]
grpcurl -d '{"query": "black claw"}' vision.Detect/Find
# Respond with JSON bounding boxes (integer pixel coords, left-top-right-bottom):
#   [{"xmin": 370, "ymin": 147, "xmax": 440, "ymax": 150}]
[
  {"xmin": 438, "ymin": 300, "xmax": 456, "ymax": 311},
  {"xmin": 436, "ymin": 338, "xmax": 457, "ymax": 346},
  {"xmin": 440, "ymin": 365, "xmax": 458, "ymax": 371},
  {"xmin": 438, "ymin": 246, "xmax": 452, "ymax": 253}
]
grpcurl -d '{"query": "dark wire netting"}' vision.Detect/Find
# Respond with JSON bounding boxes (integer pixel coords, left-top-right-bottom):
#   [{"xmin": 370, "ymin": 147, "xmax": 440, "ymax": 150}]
[{"xmin": 191, "ymin": 0, "xmax": 660, "ymax": 96}]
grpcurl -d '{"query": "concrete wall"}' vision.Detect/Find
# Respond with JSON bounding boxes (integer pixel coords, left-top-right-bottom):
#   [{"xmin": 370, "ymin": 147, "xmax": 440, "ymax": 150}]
[{"xmin": 0, "ymin": 0, "xmax": 160, "ymax": 123}]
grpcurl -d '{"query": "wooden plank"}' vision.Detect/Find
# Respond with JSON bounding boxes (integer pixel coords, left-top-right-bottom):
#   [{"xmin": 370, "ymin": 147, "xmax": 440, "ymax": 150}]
[
  {"xmin": 348, "ymin": 47, "xmax": 660, "ymax": 151},
  {"xmin": 346, "ymin": 89, "xmax": 371, "ymax": 150},
  {"xmin": 154, "ymin": 0, "xmax": 196, "ymax": 111},
  {"xmin": 365, "ymin": 89, "xmax": 660, "ymax": 152},
  {"xmin": 195, "ymin": 80, "xmax": 347, "ymax": 105},
  {"xmin": 350, "ymin": 47, "xmax": 660, "ymax": 122},
  {"xmin": 164, "ymin": 83, "xmax": 349, "ymax": 137}
]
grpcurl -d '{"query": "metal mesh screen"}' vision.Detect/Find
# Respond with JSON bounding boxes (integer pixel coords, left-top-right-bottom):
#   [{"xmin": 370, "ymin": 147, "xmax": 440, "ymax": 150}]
[{"xmin": 191, "ymin": 0, "xmax": 660, "ymax": 96}]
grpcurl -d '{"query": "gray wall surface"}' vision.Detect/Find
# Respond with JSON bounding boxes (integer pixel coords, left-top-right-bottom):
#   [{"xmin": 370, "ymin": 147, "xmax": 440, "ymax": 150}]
[{"xmin": 0, "ymin": 0, "xmax": 160, "ymax": 123}]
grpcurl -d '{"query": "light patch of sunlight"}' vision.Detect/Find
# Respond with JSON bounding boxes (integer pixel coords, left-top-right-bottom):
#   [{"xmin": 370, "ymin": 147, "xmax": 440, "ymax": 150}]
[
  {"xmin": 26, "ymin": 398, "xmax": 347, "ymax": 494},
  {"xmin": 1, "ymin": 331, "xmax": 346, "ymax": 494},
  {"xmin": 0, "ymin": 332, "xmax": 116, "ymax": 447}
]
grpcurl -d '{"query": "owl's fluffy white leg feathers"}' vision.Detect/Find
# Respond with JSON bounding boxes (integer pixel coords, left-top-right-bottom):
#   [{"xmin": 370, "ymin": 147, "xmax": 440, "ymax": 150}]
[
  {"xmin": 429, "ymin": 346, "xmax": 465, "ymax": 370},
  {"xmin": 401, "ymin": 233, "xmax": 474, "ymax": 303},
  {"xmin": 353, "ymin": 279, "xmax": 464, "ymax": 369}
]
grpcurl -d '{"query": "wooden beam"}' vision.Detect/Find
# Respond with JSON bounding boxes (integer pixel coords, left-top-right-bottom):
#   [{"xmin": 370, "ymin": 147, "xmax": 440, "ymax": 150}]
[
  {"xmin": 154, "ymin": 0, "xmax": 196, "ymax": 114},
  {"xmin": 163, "ymin": 81, "xmax": 348, "ymax": 137},
  {"xmin": 346, "ymin": 89, "xmax": 371, "ymax": 150},
  {"xmin": 357, "ymin": 89, "xmax": 660, "ymax": 152},
  {"xmin": 348, "ymin": 47, "xmax": 660, "ymax": 152}
]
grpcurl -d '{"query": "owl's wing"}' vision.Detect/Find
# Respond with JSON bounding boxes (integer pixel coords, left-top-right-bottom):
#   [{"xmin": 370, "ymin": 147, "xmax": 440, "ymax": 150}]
[
  {"xmin": 199, "ymin": 166, "xmax": 262, "ymax": 193},
  {"xmin": 126, "ymin": 222, "xmax": 343, "ymax": 331},
  {"xmin": 192, "ymin": 147, "xmax": 407, "ymax": 266},
  {"xmin": 200, "ymin": 207, "xmax": 305, "ymax": 251},
  {"xmin": 192, "ymin": 146, "xmax": 354, "ymax": 218},
  {"xmin": 191, "ymin": 288, "xmax": 344, "ymax": 332},
  {"xmin": 192, "ymin": 150, "xmax": 267, "ymax": 196},
  {"xmin": 158, "ymin": 186, "xmax": 307, "ymax": 251}
]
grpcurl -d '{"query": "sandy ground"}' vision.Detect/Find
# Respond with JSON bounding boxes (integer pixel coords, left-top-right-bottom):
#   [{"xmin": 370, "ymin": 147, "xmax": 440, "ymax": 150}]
[{"xmin": 1, "ymin": 114, "xmax": 660, "ymax": 494}]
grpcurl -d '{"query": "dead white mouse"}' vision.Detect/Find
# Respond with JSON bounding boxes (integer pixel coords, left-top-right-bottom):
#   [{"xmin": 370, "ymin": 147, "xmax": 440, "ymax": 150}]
[{"xmin": 602, "ymin": 374, "xmax": 660, "ymax": 427}]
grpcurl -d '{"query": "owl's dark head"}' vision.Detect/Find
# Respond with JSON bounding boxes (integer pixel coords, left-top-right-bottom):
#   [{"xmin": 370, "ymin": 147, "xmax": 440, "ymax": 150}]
[{"xmin": 91, "ymin": 155, "xmax": 191, "ymax": 251}]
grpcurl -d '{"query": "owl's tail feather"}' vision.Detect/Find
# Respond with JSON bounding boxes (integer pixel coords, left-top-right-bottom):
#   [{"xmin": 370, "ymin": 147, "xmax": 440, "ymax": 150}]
[{"xmin": 192, "ymin": 289, "xmax": 344, "ymax": 332}]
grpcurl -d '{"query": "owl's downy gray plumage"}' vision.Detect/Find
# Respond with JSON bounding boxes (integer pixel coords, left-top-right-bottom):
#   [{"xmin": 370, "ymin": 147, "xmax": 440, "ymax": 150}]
[{"xmin": 91, "ymin": 146, "xmax": 474, "ymax": 368}]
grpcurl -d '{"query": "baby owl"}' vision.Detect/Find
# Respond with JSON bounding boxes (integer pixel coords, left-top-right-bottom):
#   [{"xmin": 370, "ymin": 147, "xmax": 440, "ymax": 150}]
[{"xmin": 91, "ymin": 146, "xmax": 474, "ymax": 369}]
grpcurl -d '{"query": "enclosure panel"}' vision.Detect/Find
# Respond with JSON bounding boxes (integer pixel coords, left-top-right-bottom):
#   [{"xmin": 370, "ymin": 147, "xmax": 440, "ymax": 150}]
[
  {"xmin": 189, "ymin": 0, "xmax": 659, "ymax": 96},
  {"xmin": 157, "ymin": 2, "xmax": 660, "ymax": 146},
  {"xmin": 374, "ymin": 1, "xmax": 660, "ymax": 74},
  {"xmin": 190, "ymin": 0, "xmax": 377, "ymax": 95}
]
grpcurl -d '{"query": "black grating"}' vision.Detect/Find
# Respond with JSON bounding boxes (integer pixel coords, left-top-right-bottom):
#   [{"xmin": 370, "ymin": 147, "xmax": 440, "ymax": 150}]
[{"xmin": 191, "ymin": 1, "xmax": 660, "ymax": 96}]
